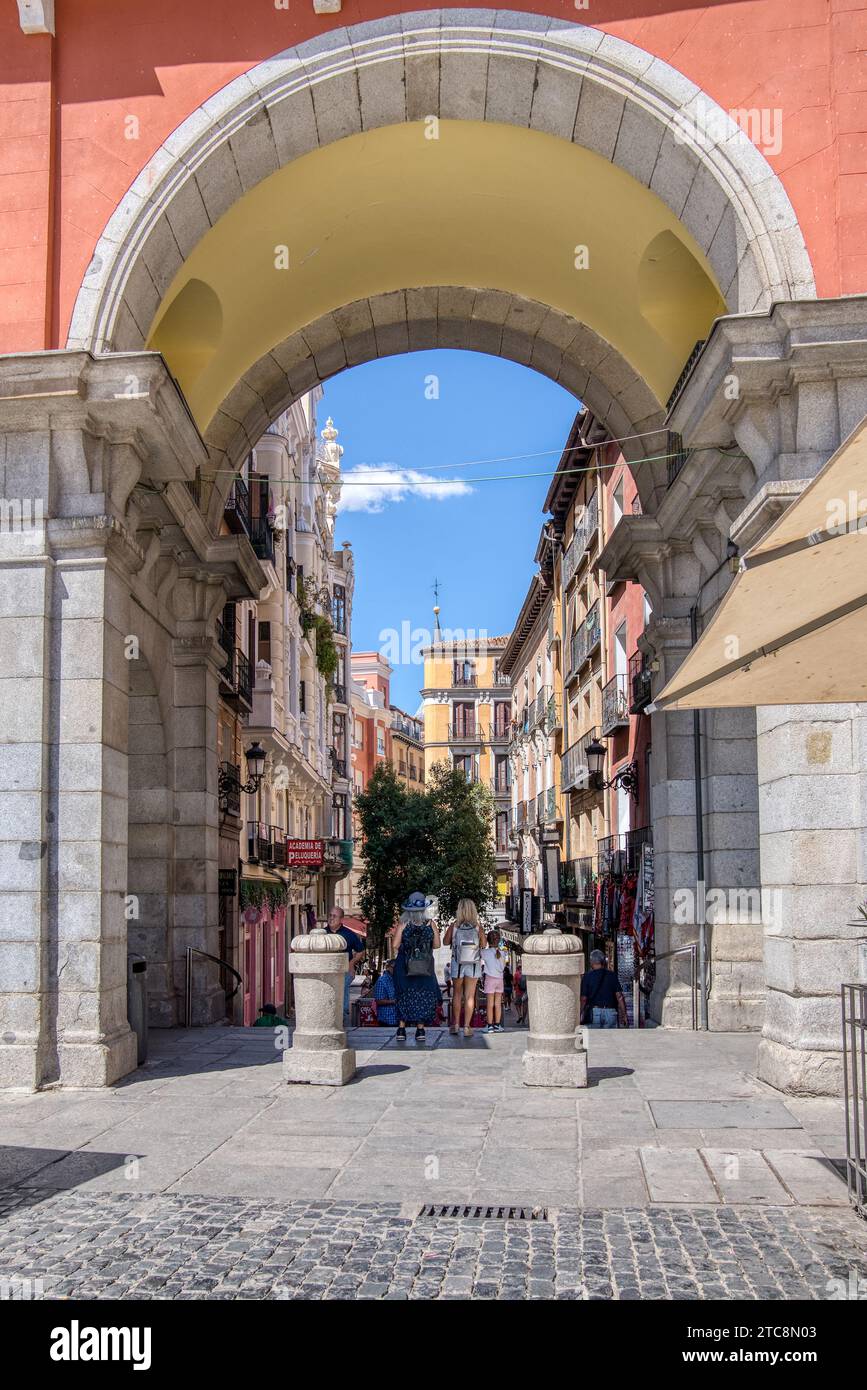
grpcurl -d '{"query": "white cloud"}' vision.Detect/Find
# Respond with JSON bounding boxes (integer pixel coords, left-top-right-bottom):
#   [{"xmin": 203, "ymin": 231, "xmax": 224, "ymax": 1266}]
[{"xmin": 336, "ymin": 464, "xmax": 473, "ymax": 514}]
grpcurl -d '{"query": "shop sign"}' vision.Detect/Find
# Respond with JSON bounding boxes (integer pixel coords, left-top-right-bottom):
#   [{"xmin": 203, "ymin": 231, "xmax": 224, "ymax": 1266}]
[{"xmin": 285, "ymin": 838, "xmax": 324, "ymax": 867}]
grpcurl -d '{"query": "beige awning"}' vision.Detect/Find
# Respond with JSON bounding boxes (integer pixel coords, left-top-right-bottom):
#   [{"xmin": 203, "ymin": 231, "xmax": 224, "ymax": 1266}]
[{"xmin": 654, "ymin": 416, "xmax": 867, "ymax": 710}]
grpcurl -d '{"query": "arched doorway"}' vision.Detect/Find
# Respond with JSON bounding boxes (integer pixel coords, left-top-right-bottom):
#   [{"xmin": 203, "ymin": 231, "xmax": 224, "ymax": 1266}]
[{"xmin": 7, "ymin": 14, "xmax": 865, "ymax": 1094}]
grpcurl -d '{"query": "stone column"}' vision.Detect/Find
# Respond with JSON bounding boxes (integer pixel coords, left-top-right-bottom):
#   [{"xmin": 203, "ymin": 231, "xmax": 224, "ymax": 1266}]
[
  {"xmin": 284, "ymin": 925, "xmax": 356, "ymax": 1085},
  {"xmin": 521, "ymin": 928, "xmax": 587, "ymax": 1088},
  {"xmin": 169, "ymin": 571, "xmax": 228, "ymax": 1026},
  {"xmin": 755, "ymin": 704, "xmax": 867, "ymax": 1095}
]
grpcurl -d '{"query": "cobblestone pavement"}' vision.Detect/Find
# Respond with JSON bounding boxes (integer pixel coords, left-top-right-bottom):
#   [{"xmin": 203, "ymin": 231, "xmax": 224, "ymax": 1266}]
[{"xmin": 1, "ymin": 1189, "xmax": 866, "ymax": 1300}]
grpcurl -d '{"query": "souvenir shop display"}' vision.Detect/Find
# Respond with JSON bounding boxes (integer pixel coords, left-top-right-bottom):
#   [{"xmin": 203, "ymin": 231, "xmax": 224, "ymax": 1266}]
[{"xmin": 592, "ymin": 837, "xmax": 656, "ymax": 1027}]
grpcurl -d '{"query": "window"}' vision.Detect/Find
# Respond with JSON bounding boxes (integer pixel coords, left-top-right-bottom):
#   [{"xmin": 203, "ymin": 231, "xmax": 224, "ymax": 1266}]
[
  {"xmin": 332, "ymin": 793, "xmax": 348, "ymax": 841},
  {"xmin": 452, "ymin": 701, "xmax": 475, "ymax": 737},
  {"xmin": 353, "ymin": 720, "xmax": 364, "ymax": 749},
  {"xmin": 494, "ymin": 755, "xmax": 510, "ymax": 793},
  {"xmin": 258, "ymin": 621, "xmax": 271, "ymax": 666},
  {"xmin": 614, "ymin": 621, "xmax": 628, "ymax": 679},
  {"xmin": 612, "ymin": 476, "xmax": 624, "ymax": 528},
  {"xmin": 453, "ymin": 754, "xmax": 476, "ymax": 783},
  {"xmin": 377, "ymin": 731, "xmax": 385, "ymax": 757},
  {"xmin": 332, "ymin": 585, "xmax": 346, "ymax": 635},
  {"xmin": 494, "ymin": 701, "xmax": 510, "ymax": 736}
]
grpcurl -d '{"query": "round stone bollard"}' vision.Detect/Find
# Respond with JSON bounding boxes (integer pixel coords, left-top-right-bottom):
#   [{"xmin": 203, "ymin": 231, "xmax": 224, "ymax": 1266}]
[
  {"xmin": 521, "ymin": 928, "xmax": 588, "ymax": 1088},
  {"xmin": 283, "ymin": 926, "xmax": 356, "ymax": 1086}
]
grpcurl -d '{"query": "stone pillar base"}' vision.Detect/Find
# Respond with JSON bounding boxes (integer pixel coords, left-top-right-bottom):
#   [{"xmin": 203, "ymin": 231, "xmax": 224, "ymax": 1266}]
[
  {"xmin": 522, "ymin": 1048, "xmax": 588, "ymax": 1089},
  {"xmin": 283, "ymin": 1046, "xmax": 356, "ymax": 1087},
  {"xmin": 756, "ymin": 1037, "xmax": 843, "ymax": 1097},
  {"xmin": 0, "ymin": 1042, "xmax": 48, "ymax": 1091},
  {"xmin": 57, "ymin": 1029, "xmax": 139, "ymax": 1089}
]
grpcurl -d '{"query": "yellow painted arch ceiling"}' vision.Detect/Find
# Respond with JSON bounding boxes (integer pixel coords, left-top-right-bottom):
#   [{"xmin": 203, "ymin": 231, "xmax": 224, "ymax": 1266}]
[{"xmin": 148, "ymin": 119, "xmax": 726, "ymax": 430}]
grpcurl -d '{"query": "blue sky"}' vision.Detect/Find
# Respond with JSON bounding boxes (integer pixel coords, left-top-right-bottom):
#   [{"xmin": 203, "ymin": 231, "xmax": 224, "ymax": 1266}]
[{"xmin": 321, "ymin": 350, "xmax": 577, "ymax": 713}]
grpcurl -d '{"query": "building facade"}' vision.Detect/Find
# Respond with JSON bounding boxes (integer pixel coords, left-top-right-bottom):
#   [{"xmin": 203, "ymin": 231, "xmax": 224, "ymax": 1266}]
[
  {"xmin": 421, "ymin": 627, "xmax": 513, "ymax": 911},
  {"xmin": 217, "ymin": 402, "xmax": 354, "ymax": 1025}
]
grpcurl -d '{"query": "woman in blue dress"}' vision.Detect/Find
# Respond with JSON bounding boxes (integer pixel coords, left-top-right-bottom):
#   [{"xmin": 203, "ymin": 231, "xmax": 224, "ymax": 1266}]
[{"xmin": 392, "ymin": 890, "xmax": 442, "ymax": 1040}]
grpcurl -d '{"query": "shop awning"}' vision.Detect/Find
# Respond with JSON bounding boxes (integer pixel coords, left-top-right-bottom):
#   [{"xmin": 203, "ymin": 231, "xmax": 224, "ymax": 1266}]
[
  {"xmin": 653, "ymin": 415, "xmax": 867, "ymax": 710},
  {"xmin": 343, "ymin": 914, "xmax": 368, "ymax": 937}
]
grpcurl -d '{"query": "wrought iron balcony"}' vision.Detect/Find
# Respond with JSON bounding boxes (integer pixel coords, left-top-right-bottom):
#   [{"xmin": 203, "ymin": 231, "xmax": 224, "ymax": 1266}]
[
  {"xmin": 629, "ymin": 648, "xmax": 653, "ymax": 713},
  {"xmin": 448, "ymin": 722, "xmax": 486, "ymax": 742},
  {"xmin": 247, "ymin": 820, "xmax": 273, "ymax": 866},
  {"xmin": 493, "ymin": 672, "xmax": 512, "ymax": 687},
  {"xmin": 666, "ymin": 429, "xmax": 690, "ymax": 487},
  {"xmin": 224, "ymin": 475, "xmax": 250, "ymax": 534},
  {"xmin": 597, "ymin": 826, "xmax": 651, "ymax": 876},
  {"xmin": 601, "ymin": 673, "xmax": 630, "ymax": 735},
  {"xmin": 568, "ymin": 601, "xmax": 601, "ymax": 680},
  {"xmin": 574, "ymin": 490, "xmax": 598, "ymax": 558},
  {"xmin": 219, "ymin": 762, "xmax": 241, "ymax": 817},
  {"xmin": 562, "ymin": 538, "xmax": 577, "ymax": 589},
  {"xmin": 236, "ymin": 649, "xmax": 253, "ymax": 709},
  {"xmin": 270, "ymin": 827, "xmax": 287, "ymax": 868},
  {"xmin": 561, "ymin": 727, "xmax": 600, "ymax": 794},
  {"xmin": 545, "ymin": 695, "xmax": 561, "ymax": 735},
  {"xmin": 532, "ymin": 686, "xmax": 550, "ymax": 729},
  {"xmin": 249, "ymin": 515, "xmax": 275, "ymax": 564},
  {"xmin": 452, "ymin": 671, "xmax": 477, "ymax": 687},
  {"xmin": 561, "ymin": 854, "xmax": 595, "ymax": 904},
  {"xmin": 332, "ymin": 682, "xmax": 347, "ymax": 705}
]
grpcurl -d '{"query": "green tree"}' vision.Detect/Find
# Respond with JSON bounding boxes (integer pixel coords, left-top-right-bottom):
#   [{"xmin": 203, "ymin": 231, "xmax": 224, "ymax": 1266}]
[
  {"xmin": 425, "ymin": 761, "xmax": 497, "ymax": 920},
  {"xmin": 354, "ymin": 763, "xmax": 438, "ymax": 963}
]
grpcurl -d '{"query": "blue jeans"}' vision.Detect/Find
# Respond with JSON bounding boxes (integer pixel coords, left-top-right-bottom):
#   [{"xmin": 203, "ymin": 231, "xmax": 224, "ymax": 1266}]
[{"xmin": 590, "ymin": 1006, "xmax": 619, "ymax": 1029}]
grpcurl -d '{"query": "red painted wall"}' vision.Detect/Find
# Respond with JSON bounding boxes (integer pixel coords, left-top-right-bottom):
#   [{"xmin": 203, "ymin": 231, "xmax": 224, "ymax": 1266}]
[{"xmin": 1, "ymin": 0, "xmax": 864, "ymax": 353}]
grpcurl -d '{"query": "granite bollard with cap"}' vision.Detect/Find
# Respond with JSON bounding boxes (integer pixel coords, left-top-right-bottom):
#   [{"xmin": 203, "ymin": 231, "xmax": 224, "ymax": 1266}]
[
  {"xmin": 283, "ymin": 924, "xmax": 356, "ymax": 1085},
  {"xmin": 521, "ymin": 927, "xmax": 588, "ymax": 1088}
]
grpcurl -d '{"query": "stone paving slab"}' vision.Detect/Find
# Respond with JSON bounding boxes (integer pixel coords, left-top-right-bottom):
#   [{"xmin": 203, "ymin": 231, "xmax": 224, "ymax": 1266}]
[
  {"xmin": 0, "ymin": 1025, "xmax": 854, "ymax": 1218},
  {"xmin": 1, "ymin": 1190, "xmax": 865, "ymax": 1300}
]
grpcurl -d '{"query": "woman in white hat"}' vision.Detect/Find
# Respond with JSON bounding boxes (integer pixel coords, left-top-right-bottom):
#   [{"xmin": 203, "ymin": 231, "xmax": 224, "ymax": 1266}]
[{"xmin": 391, "ymin": 890, "xmax": 442, "ymax": 1041}]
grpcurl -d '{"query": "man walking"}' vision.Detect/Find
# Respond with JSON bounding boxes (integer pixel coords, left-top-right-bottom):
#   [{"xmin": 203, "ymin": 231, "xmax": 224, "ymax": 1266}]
[
  {"xmin": 328, "ymin": 906, "xmax": 366, "ymax": 1023},
  {"xmin": 581, "ymin": 949, "xmax": 629, "ymax": 1028}
]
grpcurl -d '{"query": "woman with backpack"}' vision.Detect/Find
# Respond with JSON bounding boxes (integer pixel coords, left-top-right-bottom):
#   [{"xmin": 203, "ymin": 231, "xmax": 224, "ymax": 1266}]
[
  {"xmin": 443, "ymin": 899, "xmax": 487, "ymax": 1038},
  {"xmin": 391, "ymin": 890, "xmax": 442, "ymax": 1041}
]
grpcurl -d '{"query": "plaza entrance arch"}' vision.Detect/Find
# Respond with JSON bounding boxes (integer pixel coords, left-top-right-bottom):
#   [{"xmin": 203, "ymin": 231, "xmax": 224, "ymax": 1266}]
[{"xmin": 2, "ymin": 12, "xmax": 866, "ymax": 1095}]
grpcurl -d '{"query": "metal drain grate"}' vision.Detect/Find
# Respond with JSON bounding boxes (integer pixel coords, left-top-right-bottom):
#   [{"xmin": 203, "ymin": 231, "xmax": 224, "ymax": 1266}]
[{"xmin": 419, "ymin": 1203, "xmax": 548, "ymax": 1221}]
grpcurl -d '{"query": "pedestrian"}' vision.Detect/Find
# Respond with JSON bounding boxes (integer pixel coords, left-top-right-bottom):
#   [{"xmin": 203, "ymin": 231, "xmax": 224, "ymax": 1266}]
[
  {"xmin": 513, "ymin": 961, "xmax": 527, "ymax": 1025},
  {"xmin": 481, "ymin": 930, "xmax": 506, "ymax": 1033},
  {"xmin": 502, "ymin": 961, "xmax": 514, "ymax": 1014},
  {"xmin": 251, "ymin": 1002, "xmax": 291, "ymax": 1028},
  {"xmin": 327, "ymin": 905, "xmax": 366, "ymax": 1024},
  {"xmin": 392, "ymin": 890, "xmax": 442, "ymax": 1041},
  {"xmin": 372, "ymin": 959, "xmax": 398, "ymax": 1027},
  {"xmin": 581, "ymin": 949, "xmax": 629, "ymax": 1028},
  {"xmin": 443, "ymin": 898, "xmax": 486, "ymax": 1038}
]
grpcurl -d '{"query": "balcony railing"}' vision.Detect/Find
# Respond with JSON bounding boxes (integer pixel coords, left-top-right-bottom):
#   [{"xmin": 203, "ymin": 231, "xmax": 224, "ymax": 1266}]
[
  {"xmin": 597, "ymin": 827, "xmax": 651, "ymax": 876},
  {"xmin": 562, "ymin": 538, "xmax": 577, "ymax": 589},
  {"xmin": 332, "ymin": 682, "xmax": 347, "ymax": 705},
  {"xmin": 332, "ymin": 755, "xmax": 348, "ymax": 779},
  {"xmin": 224, "ymin": 476, "xmax": 250, "ymax": 534},
  {"xmin": 449, "ymin": 722, "xmax": 486, "ymax": 742},
  {"xmin": 601, "ymin": 673, "xmax": 630, "ymax": 735},
  {"xmin": 493, "ymin": 671, "xmax": 511, "ymax": 687},
  {"xmin": 452, "ymin": 671, "xmax": 477, "ymax": 687},
  {"xmin": 270, "ymin": 827, "xmax": 287, "ymax": 869},
  {"xmin": 236, "ymin": 649, "xmax": 252, "ymax": 708},
  {"xmin": 545, "ymin": 695, "xmax": 561, "ymax": 735},
  {"xmin": 249, "ymin": 515, "xmax": 275, "ymax": 564},
  {"xmin": 574, "ymin": 490, "xmax": 598, "ymax": 558},
  {"xmin": 247, "ymin": 820, "xmax": 273, "ymax": 866},
  {"xmin": 219, "ymin": 762, "xmax": 241, "ymax": 817},
  {"xmin": 491, "ymin": 777, "xmax": 511, "ymax": 797},
  {"xmin": 532, "ymin": 686, "xmax": 551, "ymax": 729},
  {"xmin": 569, "ymin": 600, "xmax": 601, "ymax": 678},
  {"xmin": 514, "ymin": 800, "xmax": 527, "ymax": 832},
  {"xmin": 629, "ymin": 649, "xmax": 653, "ymax": 712},
  {"xmin": 392, "ymin": 712, "xmax": 422, "ymax": 741},
  {"xmin": 217, "ymin": 617, "xmax": 234, "ymax": 661},
  {"xmin": 219, "ymin": 646, "xmax": 252, "ymax": 708},
  {"xmin": 561, "ymin": 727, "xmax": 600, "ymax": 794},
  {"xmin": 561, "ymin": 854, "xmax": 595, "ymax": 904},
  {"xmin": 667, "ymin": 430, "xmax": 690, "ymax": 487}
]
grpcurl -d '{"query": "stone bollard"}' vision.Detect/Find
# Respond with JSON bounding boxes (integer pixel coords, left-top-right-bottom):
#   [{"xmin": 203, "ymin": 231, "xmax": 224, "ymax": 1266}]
[
  {"xmin": 283, "ymin": 926, "xmax": 356, "ymax": 1085},
  {"xmin": 521, "ymin": 928, "xmax": 588, "ymax": 1088}
]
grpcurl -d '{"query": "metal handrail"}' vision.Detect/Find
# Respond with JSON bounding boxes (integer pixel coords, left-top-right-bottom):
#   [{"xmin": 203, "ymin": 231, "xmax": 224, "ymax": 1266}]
[
  {"xmin": 842, "ymin": 982, "xmax": 867, "ymax": 1217},
  {"xmin": 184, "ymin": 946, "xmax": 242, "ymax": 1027},
  {"xmin": 655, "ymin": 943, "xmax": 698, "ymax": 1030}
]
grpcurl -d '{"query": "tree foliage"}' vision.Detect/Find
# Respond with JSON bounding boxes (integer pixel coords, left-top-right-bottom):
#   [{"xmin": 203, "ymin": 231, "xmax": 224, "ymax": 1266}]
[
  {"xmin": 424, "ymin": 761, "xmax": 497, "ymax": 919},
  {"xmin": 354, "ymin": 764, "xmax": 439, "ymax": 960},
  {"xmin": 354, "ymin": 760, "xmax": 497, "ymax": 960}
]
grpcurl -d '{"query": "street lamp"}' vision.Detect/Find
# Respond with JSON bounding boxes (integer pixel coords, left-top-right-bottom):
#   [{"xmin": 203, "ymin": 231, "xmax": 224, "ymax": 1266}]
[
  {"xmin": 218, "ymin": 741, "xmax": 268, "ymax": 812},
  {"xmin": 584, "ymin": 737, "xmax": 639, "ymax": 799}
]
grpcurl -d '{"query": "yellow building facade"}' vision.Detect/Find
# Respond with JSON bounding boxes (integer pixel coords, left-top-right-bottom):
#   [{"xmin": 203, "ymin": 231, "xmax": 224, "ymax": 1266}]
[{"xmin": 420, "ymin": 627, "xmax": 512, "ymax": 906}]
